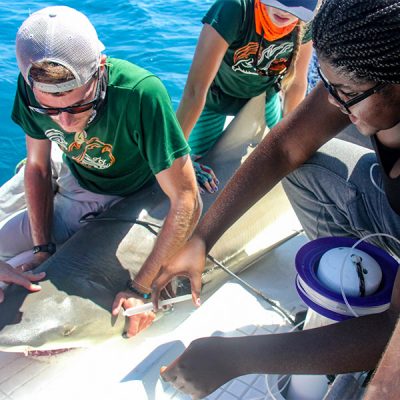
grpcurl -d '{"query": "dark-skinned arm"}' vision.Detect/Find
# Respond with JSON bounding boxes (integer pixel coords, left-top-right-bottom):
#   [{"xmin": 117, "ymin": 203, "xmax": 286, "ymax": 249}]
[
  {"xmin": 151, "ymin": 83, "xmax": 351, "ymax": 305},
  {"xmin": 196, "ymin": 83, "xmax": 349, "ymax": 251},
  {"xmin": 160, "ymin": 269, "xmax": 400, "ymax": 399}
]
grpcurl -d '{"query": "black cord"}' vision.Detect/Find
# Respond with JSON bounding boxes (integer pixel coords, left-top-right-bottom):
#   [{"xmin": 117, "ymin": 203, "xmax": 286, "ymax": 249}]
[{"xmin": 80, "ymin": 212, "xmax": 160, "ymax": 235}]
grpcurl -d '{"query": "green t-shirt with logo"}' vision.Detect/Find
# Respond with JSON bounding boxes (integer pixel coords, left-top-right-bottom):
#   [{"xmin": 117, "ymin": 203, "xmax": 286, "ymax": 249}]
[
  {"xmin": 12, "ymin": 58, "xmax": 190, "ymax": 196},
  {"xmin": 203, "ymin": 0, "xmax": 312, "ymax": 114}
]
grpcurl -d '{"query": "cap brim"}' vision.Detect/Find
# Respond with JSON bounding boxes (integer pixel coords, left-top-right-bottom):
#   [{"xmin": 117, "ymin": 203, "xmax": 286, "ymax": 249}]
[{"xmin": 261, "ymin": 0, "xmax": 316, "ymax": 22}]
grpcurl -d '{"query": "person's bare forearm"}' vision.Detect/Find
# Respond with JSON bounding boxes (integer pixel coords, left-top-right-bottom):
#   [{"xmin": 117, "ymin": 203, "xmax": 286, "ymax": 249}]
[
  {"xmin": 194, "ymin": 84, "xmax": 350, "ymax": 252},
  {"xmin": 209, "ymin": 310, "xmax": 397, "ymax": 379},
  {"xmin": 24, "ymin": 160, "xmax": 54, "ymax": 245},
  {"xmin": 282, "ymin": 81, "xmax": 307, "ymax": 116},
  {"xmin": 134, "ymin": 191, "xmax": 202, "ymax": 288},
  {"xmin": 176, "ymin": 24, "xmax": 228, "ymax": 141},
  {"xmin": 282, "ymin": 41, "xmax": 312, "ymax": 117},
  {"xmin": 176, "ymin": 88, "xmax": 208, "ymax": 140},
  {"xmin": 252, "ymin": 311, "xmax": 396, "ymax": 375}
]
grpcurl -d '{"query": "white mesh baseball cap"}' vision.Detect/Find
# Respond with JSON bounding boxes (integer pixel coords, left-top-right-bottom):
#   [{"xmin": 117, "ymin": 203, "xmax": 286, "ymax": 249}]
[
  {"xmin": 261, "ymin": 0, "xmax": 318, "ymax": 22},
  {"xmin": 16, "ymin": 6, "xmax": 105, "ymax": 93}
]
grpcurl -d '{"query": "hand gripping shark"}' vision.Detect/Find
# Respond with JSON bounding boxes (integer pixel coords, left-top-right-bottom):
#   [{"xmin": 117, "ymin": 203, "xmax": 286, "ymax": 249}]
[{"xmin": 0, "ymin": 94, "xmax": 297, "ymax": 352}]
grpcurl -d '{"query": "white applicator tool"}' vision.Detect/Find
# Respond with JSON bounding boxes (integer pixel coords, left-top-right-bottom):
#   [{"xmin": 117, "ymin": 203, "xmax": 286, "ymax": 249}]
[{"xmin": 123, "ymin": 294, "xmax": 193, "ymax": 316}]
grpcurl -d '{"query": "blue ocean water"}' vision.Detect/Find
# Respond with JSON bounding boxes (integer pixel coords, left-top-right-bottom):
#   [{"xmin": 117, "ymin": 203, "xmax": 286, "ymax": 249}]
[{"xmin": 0, "ymin": 0, "xmax": 213, "ymax": 185}]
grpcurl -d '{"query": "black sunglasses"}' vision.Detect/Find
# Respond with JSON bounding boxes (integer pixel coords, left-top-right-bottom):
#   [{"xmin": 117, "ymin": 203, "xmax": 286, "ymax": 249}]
[
  {"xmin": 253, "ymin": 30, "xmax": 292, "ymax": 78},
  {"xmin": 317, "ymin": 65, "xmax": 386, "ymax": 114},
  {"xmin": 25, "ymin": 72, "xmax": 102, "ymax": 116}
]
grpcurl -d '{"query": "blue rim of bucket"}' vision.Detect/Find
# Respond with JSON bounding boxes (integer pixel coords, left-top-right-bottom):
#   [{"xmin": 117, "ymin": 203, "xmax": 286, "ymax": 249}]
[{"xmin": 295, "ymin": 237, "xmax": 398, "ymax": 308}]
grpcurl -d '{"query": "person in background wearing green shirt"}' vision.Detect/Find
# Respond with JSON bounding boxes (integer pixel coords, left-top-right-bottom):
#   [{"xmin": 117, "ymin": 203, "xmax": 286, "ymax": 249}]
[
  {"xmin": 178, "ymin": 0, "xmax": 318, "ymax": 192},
  {"xmin": 0, "ymin": 6, "xmax": 201, "ymax": 337}
]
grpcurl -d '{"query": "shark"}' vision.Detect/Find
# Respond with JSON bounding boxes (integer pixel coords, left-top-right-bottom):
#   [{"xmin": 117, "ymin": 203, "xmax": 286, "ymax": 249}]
[{"xmin": 0, "ymin": 94, "xmax": 298, "ymax": 352}]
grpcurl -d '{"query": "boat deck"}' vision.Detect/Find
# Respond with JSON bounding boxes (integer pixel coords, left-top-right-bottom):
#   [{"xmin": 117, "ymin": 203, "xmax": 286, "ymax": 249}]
[{"xmin": 0, "ymin": 230, "xmax": 312, "ymax": 400}]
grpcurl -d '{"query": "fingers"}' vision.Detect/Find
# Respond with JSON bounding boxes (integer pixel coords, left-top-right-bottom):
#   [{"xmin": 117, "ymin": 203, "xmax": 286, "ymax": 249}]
[
  {"xmin": 151, "ymin": 270, "xmax": 176, "ymax": 310},
  {"xmin": 160, "ymin": 362, "xmax": 203, "ymax": 399},
  {"xmin": 160, "ymin": 365, "xmax": 167, "ymax": 375},
  {"xmin": 137, "ymin": 311, "xmax": 156, "ymax": 333},
  {"xmin": 196, "ymin": 170, "xmax": 218, "ymax": 193},
  {"xmin": 199, "ymin": 163, "xmax": 219, "ymax": 192},
  {"xmin": 16, "ymin": 251, "xmax": 51, "ymax": 273},
  {"xmin": 164, "ymin": 283, "xmax": 176, "ymax": 299},
  {"xmin": 125, "ymin": 315, "xmax": 140, "ymax": 338},
  {"xmin": 190, "ymin": 273, "xmax": 202, "ymax": 307},
  {"xmin": 0, "ymin": 289, "xmax": 4, "ymax": 304},
  {"xmin": 0, "ymin": 267, "xmax": 45, "ymax": 292},
  {"xmin": 23, "ymin": 271, "xmax": 46, "ymax": 282},
  {"xmin": 193, "ymin": 161, "xmax": 219, "ymax": 194},
  {"xmin": 16, "ymin": 263, "xmax": 34, "ymax": 273},
  {"xmin": 111, "ymin": 294, "xmax": 125, "ymax": 316},
  {"xmin": 112, "ymin": 292, "xmax": 156, "ymax": 337},
  {"xmin": 24, "ymin": 283, "xmax": 42, "ymax": 293},
  {"xmin": 20, "ymin": 279, "xmax": 44, "ymax": 292},
  {"xmin": 160, "ymin": 361, "xmax": 178, "ymax": 383},
  {"xmin": 199, "ymin": 164, "xmax": 218, "ymax": 182},
  {"xmin": 152, "ymin": 271, "xmax": 202, "ymax": 309},
  {"xmin": 125, "ymin": 312, "xmax": 155, "ymax": 338}
]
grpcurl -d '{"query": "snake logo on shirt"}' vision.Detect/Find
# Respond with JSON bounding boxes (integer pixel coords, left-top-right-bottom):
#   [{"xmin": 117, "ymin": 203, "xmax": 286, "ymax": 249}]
[
  {"xmin": 232, "ymin": 41, "xmax": 293, "ymax": 75},
  {"xmin": 45, "ymin": 129, "xmax": 116, "ymax": 170}
]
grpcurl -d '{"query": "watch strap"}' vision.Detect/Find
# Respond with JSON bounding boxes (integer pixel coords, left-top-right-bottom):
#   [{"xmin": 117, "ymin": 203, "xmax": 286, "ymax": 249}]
[{"xmin": 32, "ymin": 242, "xmax": 56, "ymax": 255}]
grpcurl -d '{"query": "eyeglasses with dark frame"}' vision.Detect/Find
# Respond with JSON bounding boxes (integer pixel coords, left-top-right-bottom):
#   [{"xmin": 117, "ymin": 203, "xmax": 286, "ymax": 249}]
[
  {"xmin": 317, "ymin": 65, "xmax": 386, "ymax": 114},
  {"xmin": 24, "ymin": 71, "xmax": 102, "ymax": 116},
  {"xmin": 253, "ymin": 30, "xmax": 292, "ymax": 78}
]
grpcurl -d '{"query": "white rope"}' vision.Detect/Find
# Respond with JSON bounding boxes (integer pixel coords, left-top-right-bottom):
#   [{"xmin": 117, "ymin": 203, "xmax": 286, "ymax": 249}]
[
  {"xmin": 340, "ymin": 233, "xmax": 400, "ymax": 317},
  {"xmin": 369, "ymin": 163, "xmax": 385, "ymax": 194}
]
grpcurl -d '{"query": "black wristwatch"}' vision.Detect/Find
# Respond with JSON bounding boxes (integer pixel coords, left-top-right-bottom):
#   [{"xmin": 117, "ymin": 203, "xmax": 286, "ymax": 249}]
[{"xmin": 32, "ymin": 242, "xmax": 56, "ymax": 255}]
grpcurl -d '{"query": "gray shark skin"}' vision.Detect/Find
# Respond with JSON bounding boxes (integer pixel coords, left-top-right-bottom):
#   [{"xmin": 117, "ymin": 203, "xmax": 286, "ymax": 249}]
[{"xmin": 0, "ymin": 94, "xmax": 292, "ymax": 352}]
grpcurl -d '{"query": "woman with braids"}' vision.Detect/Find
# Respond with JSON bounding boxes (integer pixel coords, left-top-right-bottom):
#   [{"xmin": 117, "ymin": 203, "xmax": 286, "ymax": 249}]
[
  {"xmin": 178, "ymin": 0, "xmax": 318, "ymax": 192},
  {"xmin": 151, "ymin": 0, "xmax": 400, "ymax": 397}
]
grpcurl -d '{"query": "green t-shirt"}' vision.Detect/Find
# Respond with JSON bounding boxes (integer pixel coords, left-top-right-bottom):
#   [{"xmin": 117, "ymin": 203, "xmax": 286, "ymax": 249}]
[
  {"xmin": 203, "ymin": 0, "xmax": 312, "ymax": 113},
  {"xmin": 12, "ymin": 58, "xmax": 190, "ymax": 196}
]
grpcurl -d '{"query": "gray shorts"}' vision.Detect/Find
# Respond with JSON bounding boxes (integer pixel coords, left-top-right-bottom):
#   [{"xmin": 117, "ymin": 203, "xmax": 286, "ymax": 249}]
[
  {"xmin": 0, "ymin": 147, "xmax": 122, "ymax": 265},
  {"xmin": 282, "ymin": 138, "xmax": 400, "ymax": 258}
]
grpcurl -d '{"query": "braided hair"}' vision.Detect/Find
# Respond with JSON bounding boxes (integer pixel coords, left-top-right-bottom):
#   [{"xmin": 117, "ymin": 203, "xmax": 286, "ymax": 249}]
[{"xmin": 313, "ymin": 0, "xmax": 400, "ymax": 84}]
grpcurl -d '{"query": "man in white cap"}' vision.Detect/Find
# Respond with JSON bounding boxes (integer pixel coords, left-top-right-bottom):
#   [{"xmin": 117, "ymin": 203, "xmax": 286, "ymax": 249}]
[{"xmin": 1, "ymin": 5, "xmax": 201, "ymax": 336}]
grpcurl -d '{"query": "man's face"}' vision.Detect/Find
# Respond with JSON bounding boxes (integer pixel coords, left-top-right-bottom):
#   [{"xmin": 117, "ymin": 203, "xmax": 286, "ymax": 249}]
[
  {"xmin": 32, "ymin": 76, "xmax": 98, "ymax": 133},
  {"xmin": 319, "ymin": 61, "xmax": 400, "ymax": 136}
]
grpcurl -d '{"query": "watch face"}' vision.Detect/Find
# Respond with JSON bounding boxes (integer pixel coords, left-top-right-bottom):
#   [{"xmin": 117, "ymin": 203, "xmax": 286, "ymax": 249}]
[{"xmin": 33, "ymin": 246, "xmax": 40, "ymax": 254}]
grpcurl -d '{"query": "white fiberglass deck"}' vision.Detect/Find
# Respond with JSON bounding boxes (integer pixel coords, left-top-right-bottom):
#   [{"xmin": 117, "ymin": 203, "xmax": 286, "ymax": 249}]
[{"xmin": 0, "ymin": 231, "xmax": 311, "ymax": 400}]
